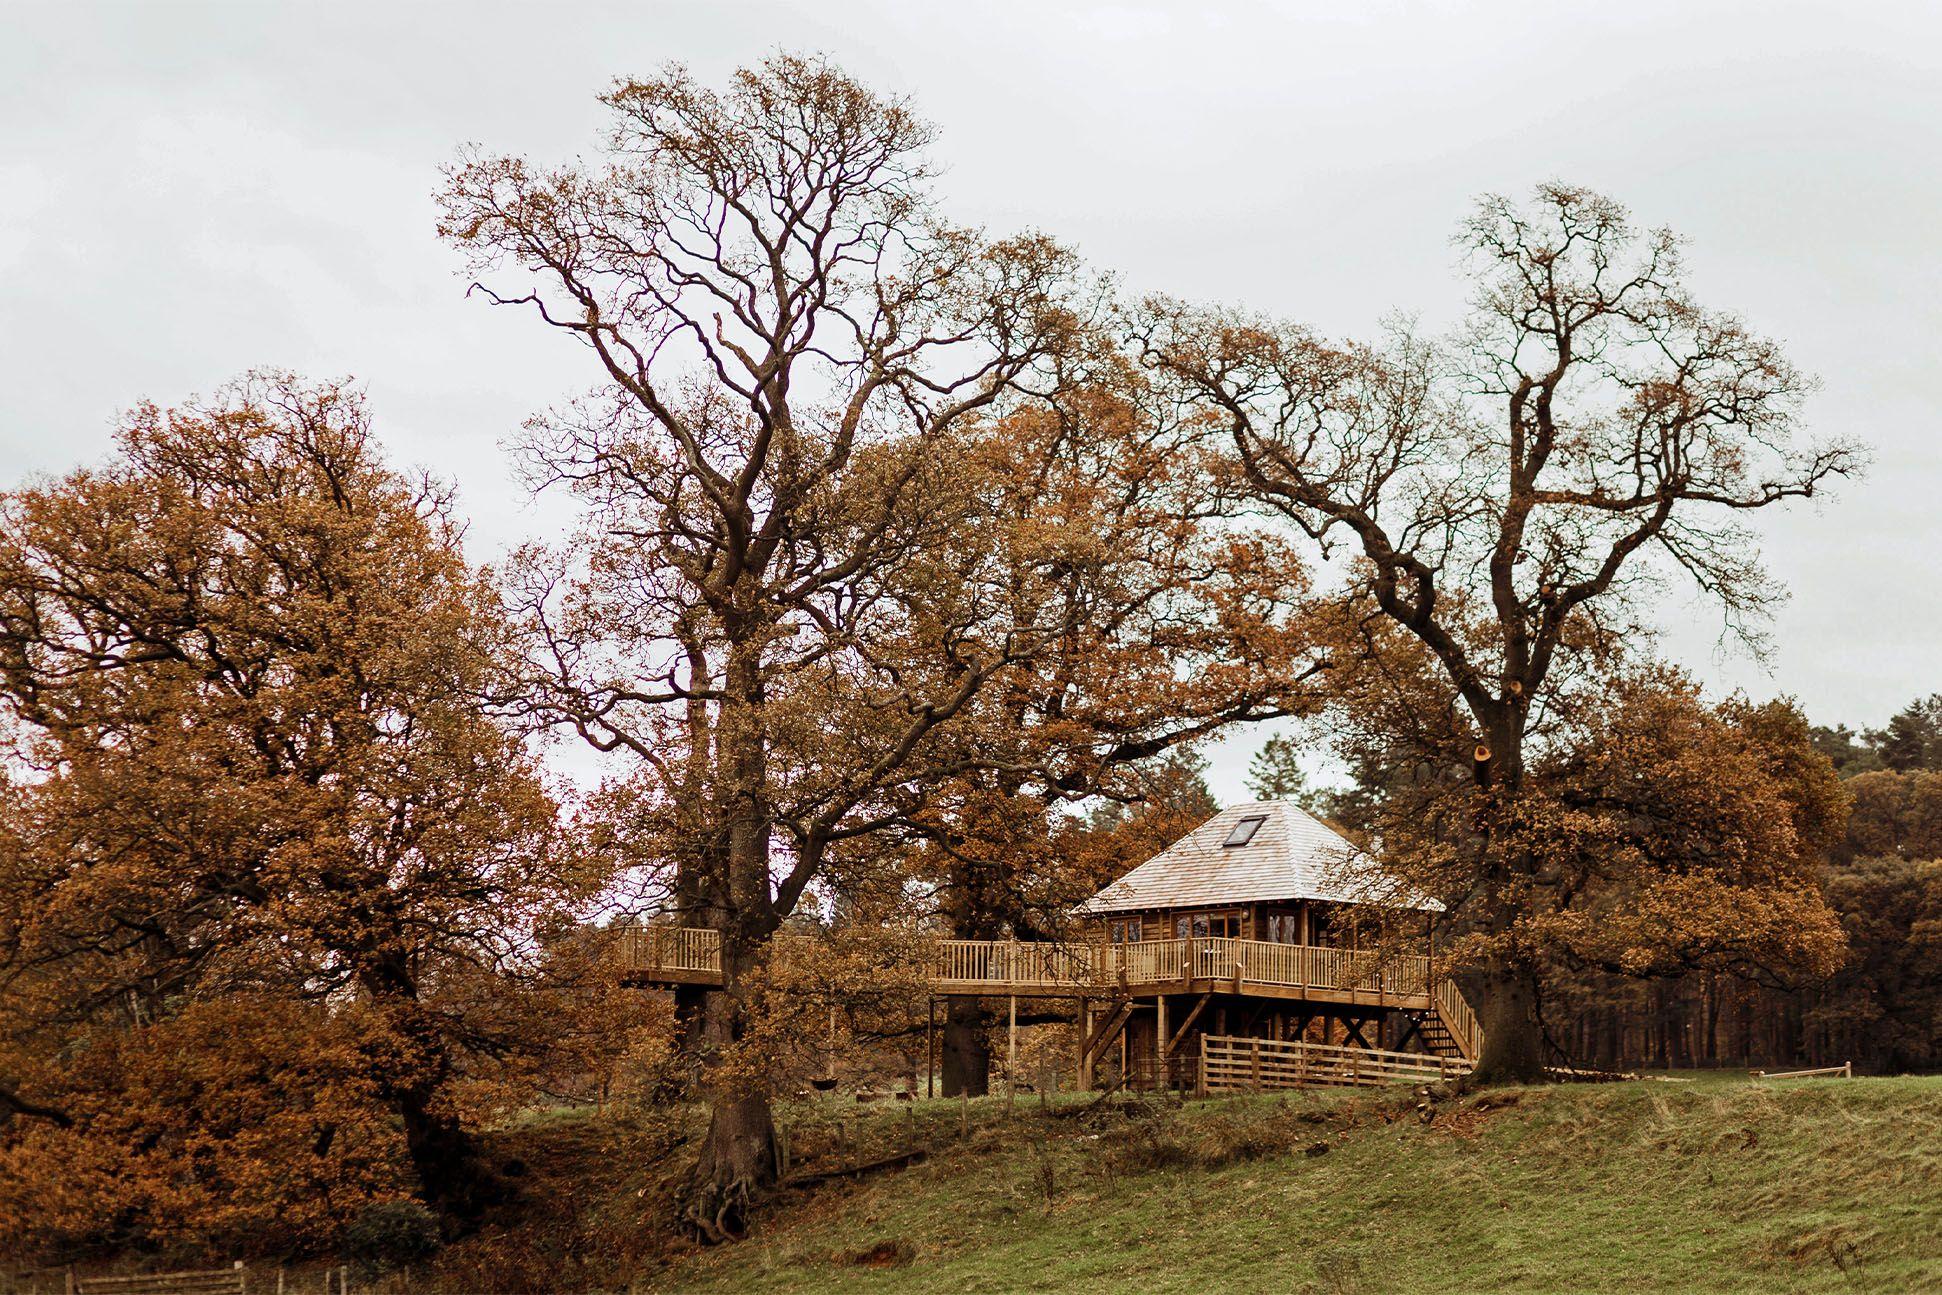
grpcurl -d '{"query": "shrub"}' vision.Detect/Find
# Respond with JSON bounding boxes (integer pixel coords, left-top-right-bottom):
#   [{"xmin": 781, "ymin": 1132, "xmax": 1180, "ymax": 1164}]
[{"xmin": 343, "ymin": 1200, "xmax": 442, "ymax": 1277}]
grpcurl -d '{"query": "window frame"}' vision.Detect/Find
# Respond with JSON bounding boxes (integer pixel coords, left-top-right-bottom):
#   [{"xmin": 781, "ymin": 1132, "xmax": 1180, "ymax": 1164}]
[{"xmin": 1222, "ymin": 814, "xmax": 1268, "ymax": 848}]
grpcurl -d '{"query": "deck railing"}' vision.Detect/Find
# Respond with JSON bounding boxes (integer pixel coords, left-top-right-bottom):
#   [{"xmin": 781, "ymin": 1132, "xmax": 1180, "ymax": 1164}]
[
  {"xmin": 929, "ymin": 935, "xmax": 1430, "ymax": 1001},
  {"xmin": 1435, "ymin": 976, "xmax": 1482, "ymax": 1061},
  {"xmin": 617, "ymin": 925, "xmax": 721, "ymax": 978},
  {"xmin": 617, "ymin": 927, "xmax": 1433, "ymax": 1003}
]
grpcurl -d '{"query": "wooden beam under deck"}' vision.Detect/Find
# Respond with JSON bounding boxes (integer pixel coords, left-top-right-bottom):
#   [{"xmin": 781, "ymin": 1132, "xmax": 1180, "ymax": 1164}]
[{"xmin": 921, "ymin": 976, "xmax": 1431, "ymax": 1011}]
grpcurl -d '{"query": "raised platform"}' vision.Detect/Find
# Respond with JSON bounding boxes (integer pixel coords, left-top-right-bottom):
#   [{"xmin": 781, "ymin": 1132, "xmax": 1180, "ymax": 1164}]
[
  {"xmin": 617, "ymin": 927, "xmax": 1482, "ymax": 1064},
  {"xmin": 619, "ymin": 929, "xmax": 1437, "ymax": 1009}
]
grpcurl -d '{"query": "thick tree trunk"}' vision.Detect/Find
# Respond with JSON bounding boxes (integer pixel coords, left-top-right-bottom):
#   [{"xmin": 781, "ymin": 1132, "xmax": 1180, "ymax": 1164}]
[
  {"xmin": 941, "ymin": 997, "xmax": 990, "ymax": 1097},
  {"xmin": 396, "ymin": 1080, "xmax": 480, "ymax": 1222},
  {"xmin": 360, "ymin": 967, "xmax": 483, "ymax": 1220},
  {"xmin": 1469, "ymin": 964, "xmax": 1546, "ymax": 1084},
  {"xmin": 684, "ymin": 1089, "xmax": 777, "ymax": 1243},
  {"xmin": 679, "ymin": 633, "xmax": 783, "ymax": 1242},
  {"xmin": 678, "ymin": 956, "xmax": 779, "ymax": 1242}
]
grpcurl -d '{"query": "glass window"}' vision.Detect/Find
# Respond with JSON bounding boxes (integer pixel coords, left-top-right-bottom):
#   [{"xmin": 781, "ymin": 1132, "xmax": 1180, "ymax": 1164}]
[{"xmin": 1223, "ymin": 814, "xmax": 1267, "ymax": 847}]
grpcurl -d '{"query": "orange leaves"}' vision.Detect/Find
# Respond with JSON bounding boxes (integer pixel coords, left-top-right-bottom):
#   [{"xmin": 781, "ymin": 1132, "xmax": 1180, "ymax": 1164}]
[
  {"xmin": 0, "ymin": 373, "xmax": 581, "ymax": 1220},
  {"xmin": 0, "ymin": 998, "xmax": 413, "ymax": 1263}
]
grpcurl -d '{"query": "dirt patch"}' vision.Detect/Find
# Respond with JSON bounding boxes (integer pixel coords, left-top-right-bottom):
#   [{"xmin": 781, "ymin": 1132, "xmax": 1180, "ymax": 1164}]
[{"xmin": 846, "ymin": 1238, "xmax": 915, "ymax": 1267}]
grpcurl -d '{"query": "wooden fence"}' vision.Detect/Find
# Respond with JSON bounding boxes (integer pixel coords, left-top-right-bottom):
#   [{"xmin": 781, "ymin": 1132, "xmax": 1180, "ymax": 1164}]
[
  {"xmin": 8, "ymin": 1264, "xmax": 357, "ymax": 1295},
  {"xmin": 617, "ymin": 927, "xmax": 1469, "ymax": 1022},
  {"xmin": 1199, "ymin": 1033, "xmax": 1472, "ymax": 1093},
  {"xmin": 69, "ymin": 1265, "xmax": 247, "ymax": 1295}
]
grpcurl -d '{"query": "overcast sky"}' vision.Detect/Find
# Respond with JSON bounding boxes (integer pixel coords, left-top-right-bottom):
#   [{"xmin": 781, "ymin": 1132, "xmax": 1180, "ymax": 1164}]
[{"xmin": 4, "ymin": 1, "xmax": 1937, "ymax": 801}]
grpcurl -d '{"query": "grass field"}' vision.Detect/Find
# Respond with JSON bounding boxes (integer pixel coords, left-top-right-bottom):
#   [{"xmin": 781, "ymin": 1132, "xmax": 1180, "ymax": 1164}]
[{"xmin": 646, "ymin": 1075, "xmax": 1942, "ymax": 1295}]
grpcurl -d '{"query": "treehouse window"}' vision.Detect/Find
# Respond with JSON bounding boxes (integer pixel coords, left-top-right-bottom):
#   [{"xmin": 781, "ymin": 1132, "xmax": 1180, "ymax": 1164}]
[
  {"xmin": 1108, "ymin": 917, "xmax": 1143, "ymax": 944},
  {"xmin": 1175, "ymin": 912, "xmax": 1241, "ymax": 939},
  {"xmin": 1267, "ymin": 912, "xmax": 1302, "ymax": 944},
  {"xmin": 1223, "ymin": 814, "xmax": 1267, "ymax": 847}
]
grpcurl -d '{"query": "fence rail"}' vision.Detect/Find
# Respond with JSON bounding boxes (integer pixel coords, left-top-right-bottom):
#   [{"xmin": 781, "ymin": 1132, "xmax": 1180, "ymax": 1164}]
[
  {"xmin": 1752, "ymin": 1062, "xmax": 1853, "ymax": 1080},
  {"xmin": 1199, "ymin": 1033, "xmax": 1472, "ymax": 1093},
  {"xmin": 616, "ymin": 926, "xmax": 721, "ymax": 980},
  {"xmin": 71, "ymin": 1265, "xmax": 248, "ymax": 1295}
]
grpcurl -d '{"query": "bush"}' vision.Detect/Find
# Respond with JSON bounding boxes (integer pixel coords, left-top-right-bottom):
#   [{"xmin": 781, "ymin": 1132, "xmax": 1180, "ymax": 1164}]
[{"xmin": 343, "ymin": 1200, "xmax": 442, "ymax": 1277}]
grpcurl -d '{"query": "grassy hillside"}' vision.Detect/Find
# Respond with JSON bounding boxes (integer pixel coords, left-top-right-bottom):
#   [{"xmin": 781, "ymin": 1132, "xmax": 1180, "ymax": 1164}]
[{"xmin": 640, "ymin": 1075, "xmax": 1941, "ymax": 1295}]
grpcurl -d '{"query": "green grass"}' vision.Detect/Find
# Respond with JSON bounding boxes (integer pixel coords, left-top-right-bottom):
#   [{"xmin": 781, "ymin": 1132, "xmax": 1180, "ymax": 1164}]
[{"xmin": 654, "ymin": 1076, "xmax": 1942, "ymax": 1294}]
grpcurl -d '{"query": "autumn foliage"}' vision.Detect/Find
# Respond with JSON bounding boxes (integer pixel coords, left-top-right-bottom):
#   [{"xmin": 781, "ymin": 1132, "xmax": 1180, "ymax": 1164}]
[{"xmin": 0, "ymin": 51, "xmax": 1909, "ymax": 1281}]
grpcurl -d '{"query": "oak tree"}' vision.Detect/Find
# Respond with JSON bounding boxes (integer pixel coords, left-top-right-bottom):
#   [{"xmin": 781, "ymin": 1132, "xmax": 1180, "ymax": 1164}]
[
  {"xmin": 1139, "ymin": 184, "xmax": 1861, "ymax": 1080},
  {"xmin": 439, "ymin": 56, "xmax": 1090, "ymax": 1235},
  {"xmin": 0, "ymin": 374, "xmax": 569, "ymax": 1217}
]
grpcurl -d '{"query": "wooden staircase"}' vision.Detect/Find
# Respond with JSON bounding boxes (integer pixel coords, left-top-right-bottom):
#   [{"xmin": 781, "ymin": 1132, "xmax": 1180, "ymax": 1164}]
[{"xmin": 1427, "ymin": 979, "xmax": 1483, "ymax": 1062}]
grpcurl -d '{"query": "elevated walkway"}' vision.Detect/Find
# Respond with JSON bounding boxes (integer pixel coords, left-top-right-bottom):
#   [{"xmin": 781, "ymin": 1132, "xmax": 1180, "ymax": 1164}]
[{"xmin": 616, "ymin": 927, "xmax": 1482, "ymax": 1061}]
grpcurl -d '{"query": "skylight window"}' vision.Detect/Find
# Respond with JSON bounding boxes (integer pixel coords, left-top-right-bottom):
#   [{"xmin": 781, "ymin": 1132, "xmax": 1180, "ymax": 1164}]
[{"xmin": 1223, "ymin": 814, "xmax": 1267, "ymax": 848}]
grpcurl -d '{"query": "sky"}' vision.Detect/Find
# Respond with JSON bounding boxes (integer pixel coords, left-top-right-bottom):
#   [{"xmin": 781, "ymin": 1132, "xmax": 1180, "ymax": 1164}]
[{"xmin": 3, "ymin": 1, "xmax": 1938, "ymax": 803}]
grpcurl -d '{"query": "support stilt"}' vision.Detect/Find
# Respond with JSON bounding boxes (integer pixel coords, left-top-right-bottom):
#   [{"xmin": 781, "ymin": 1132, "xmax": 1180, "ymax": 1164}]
[
  {"xmin": 1155, "ymin": 994, "xmax": 1169, "ymax": 1091},
  {"xmin": 1008, "ymin": 994, "xmax": 1018, "ymax": 1094}
]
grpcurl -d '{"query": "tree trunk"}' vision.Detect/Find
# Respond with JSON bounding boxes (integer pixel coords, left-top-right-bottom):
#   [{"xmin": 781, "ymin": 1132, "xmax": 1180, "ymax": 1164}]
[
  {"xmin": 679, "ymin": 634, "xmax": 780, "ymax": 1243},
  {"xmin": 684, "ymin": 1089, "xmax": 777, "ymax": 1243},
  {"xmin": 941, "ymin": 997, "xmax": 990, "ymax": 1097},
  {"xmin": 678, "ymin": 952, "xmax": 778, "ymax": 1242},
  {"xmin": 359, "ymin": 967, "xmax": 482, "ymax": 1220},
  {"xmin": 396, "ymin": 1079, "xmax": 480, "ymax": 1223},
  {"xmin": 1469, "ymin": 964, "xmax": 1545, "ymax": 1084}
]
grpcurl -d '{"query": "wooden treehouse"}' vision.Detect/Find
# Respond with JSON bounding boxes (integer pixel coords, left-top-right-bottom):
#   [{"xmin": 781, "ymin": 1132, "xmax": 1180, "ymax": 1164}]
[{"xmin": 619, "ymin": 800, "xmax": 1482, "ymax": 1093}]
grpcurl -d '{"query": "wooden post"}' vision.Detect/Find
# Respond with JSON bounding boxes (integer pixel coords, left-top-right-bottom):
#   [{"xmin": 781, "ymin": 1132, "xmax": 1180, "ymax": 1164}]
[
  {"xmin": 1077, "ymin": 999, "xmax": 1094, "ymax": 1091},
  {"xmin": 1155, "ymin": 994, "xmax": 1169, "ymax": 1092},
  {"xmin": 1251, "ymin": 1038, "xmax": 1262, "ymax": 1093},
  {"xmin": 1007, "ymin": 994, "xmax": 1018, "ymax": 1112},
  {"xmin": 1198, "ymin": 1031, "xmax": 1209, "ymax": 1098},
  {"xmin": 925, "ymin": 997, "xmax": 936, "ymax": 1099}
]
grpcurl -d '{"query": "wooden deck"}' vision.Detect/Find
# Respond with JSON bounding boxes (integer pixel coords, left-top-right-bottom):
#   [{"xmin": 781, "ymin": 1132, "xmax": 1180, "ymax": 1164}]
[
  {"xmin": 932, "ymin": 936, "xmax": 1434, "ymax": 1009},
  {"xmin": 620, "ymin": 929, "xmax": 1438, "ymax": 1010}
]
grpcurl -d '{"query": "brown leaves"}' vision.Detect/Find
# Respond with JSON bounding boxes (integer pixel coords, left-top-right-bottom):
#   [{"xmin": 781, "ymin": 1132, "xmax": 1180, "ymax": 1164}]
[
  {"xmin": 0, "ymin": 997, "xmax": 413, "ymax": 1263},
  {"xmin": 0, "ymin": 374, "xmax": 579, "ymax": 1216}
]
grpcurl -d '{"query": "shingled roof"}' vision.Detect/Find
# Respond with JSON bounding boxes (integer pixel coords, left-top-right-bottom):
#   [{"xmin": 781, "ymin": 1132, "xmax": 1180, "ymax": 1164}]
[{"xmin": 1079, "ymin": 799, "xmax": 1440, "ymax": 915}]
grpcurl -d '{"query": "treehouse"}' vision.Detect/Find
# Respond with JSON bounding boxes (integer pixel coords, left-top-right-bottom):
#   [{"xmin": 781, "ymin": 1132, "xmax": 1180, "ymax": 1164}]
[
  {"xmin": 1058, "ymin": 799, "xmax": 1477, "ymax": 1088},
  {"xmin": 618, "ymin": 799, "xmax": 1481, "ymax": 1094}
]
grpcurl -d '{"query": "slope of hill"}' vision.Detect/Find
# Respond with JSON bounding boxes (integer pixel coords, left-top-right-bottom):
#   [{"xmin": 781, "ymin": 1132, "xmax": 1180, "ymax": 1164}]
[{"xmin": 638, "ymin": 1075, "xmax": 1940, "ymax": 1295}]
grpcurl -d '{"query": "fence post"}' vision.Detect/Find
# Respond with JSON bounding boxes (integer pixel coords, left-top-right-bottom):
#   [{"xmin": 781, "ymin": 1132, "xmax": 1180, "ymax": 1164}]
[
  {"xmin": 1198, "ymin": 1032, "xmax": 1209, "ymax": 1098},
  {"xmin": 1251, "ymin": 1038, "xmax": 1262, "ymax": 1093}
]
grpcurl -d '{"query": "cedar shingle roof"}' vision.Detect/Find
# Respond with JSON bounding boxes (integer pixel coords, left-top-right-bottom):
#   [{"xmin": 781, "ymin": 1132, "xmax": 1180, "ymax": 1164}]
[{"xmin": 1079, "ymin": 799, "xmax": 1440, "ymax": 914}]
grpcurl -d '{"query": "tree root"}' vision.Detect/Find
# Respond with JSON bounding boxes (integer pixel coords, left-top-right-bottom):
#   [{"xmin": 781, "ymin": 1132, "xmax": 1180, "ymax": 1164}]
[{"xmin": 678, "ymin": 1171, "xmax": 755, "ymax": 1245}]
